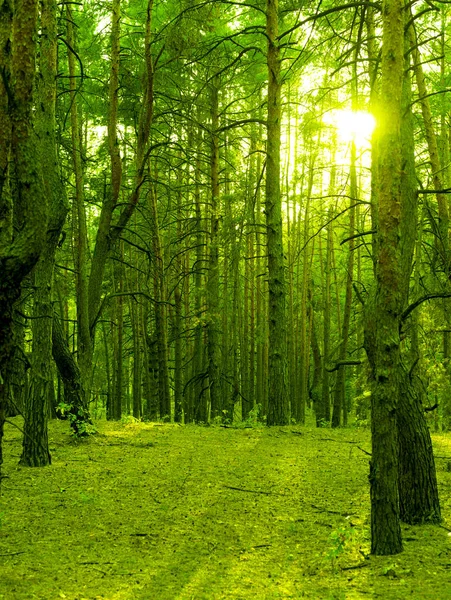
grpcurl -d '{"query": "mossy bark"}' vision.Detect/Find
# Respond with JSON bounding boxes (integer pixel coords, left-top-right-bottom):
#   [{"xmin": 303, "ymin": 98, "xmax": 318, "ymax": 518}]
[
  {"xmin": 0, "ymin": 0, "xmax": 48, "ymax": 478},
  {"xmin": 21, "ymin": 0, "xmax": 67, "ymax": 467}
]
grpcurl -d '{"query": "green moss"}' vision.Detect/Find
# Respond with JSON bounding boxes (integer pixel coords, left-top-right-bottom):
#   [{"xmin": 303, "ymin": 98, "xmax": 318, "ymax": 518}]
[{"xmin": 0, "ymin": 419, "xmax": 450, "ymax": 599}]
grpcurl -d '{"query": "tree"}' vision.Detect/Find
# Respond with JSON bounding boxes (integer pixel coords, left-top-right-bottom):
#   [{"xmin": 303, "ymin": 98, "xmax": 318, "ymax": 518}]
[
  {"xmin": 20, "ymin": 0, "xmax": 67, "ymax": 466},
  {"xmin": 365, "ymin": 0, "xmax": 405, "ymax": 556},
  {"xmin": 265, "ymin": 0, "xmax": 289, "ymax": 425},
  {"xmin": 0, "ymin": 0, "xmax": 48, "ymax": 480}
]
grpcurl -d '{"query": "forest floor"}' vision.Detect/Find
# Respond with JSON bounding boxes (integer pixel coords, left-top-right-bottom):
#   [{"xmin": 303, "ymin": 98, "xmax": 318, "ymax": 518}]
[{"xmin": 1, "ymin": 415, "xmax": 451, "ymax": 599}]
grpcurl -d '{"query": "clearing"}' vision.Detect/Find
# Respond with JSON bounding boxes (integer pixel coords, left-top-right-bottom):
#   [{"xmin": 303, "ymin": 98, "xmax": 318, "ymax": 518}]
[{"xmin": 1, "ymin": 417, "xmax": 451, "ymax": 599}]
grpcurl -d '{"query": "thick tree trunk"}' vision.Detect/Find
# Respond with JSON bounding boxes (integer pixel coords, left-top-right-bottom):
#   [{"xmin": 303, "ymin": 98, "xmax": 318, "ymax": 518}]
[
  {"xmin": 398, "ymin": 367, "xmax": 441, "ymax": 523},
  {"xmin": 367, "ymin": 0, "xmax": 405, "ymax": 556},
  {"xmin": 0, "ymin": 0, "xmax": 48, "ymax": 480}
]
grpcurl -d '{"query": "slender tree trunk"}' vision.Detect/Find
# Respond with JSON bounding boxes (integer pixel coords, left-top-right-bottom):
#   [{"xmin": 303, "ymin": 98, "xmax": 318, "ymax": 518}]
[
  {"xmin": 113, "ymin": 247, "xmax": 124, "ymax": 420},
  {"xmin": 67, "ymin": 7, "xmax": 91, "ymax": 399},
  {"xmin": 410, "ymin": 19, "xmax": 449, "ymax": 273},
  {"xmin": 265, "ymin": 0, "xmax": 288, "ymax": 425},
  {"xmin": 174, "ymin": 287, "xmax": 183, "ymax": 422},
  {"xmin": 193, "ymin": 125, "xmax": 207, "ymax": 423},
  {"xmin": 149, "ymin": 183, "xmax": 171, "ymax": 420},
  {"xmin": 332, "ymin": 145, "xmax": 356, "ymax": 428},
  {"xmin": 21, "ymin": 0, "xmax": 67, "ymax": 465},
  {"xmin": 319, "ymin": 211, "xmax": 333, "ymax": 425},
  {"xmin": 207, "ymin": 82, "xmax": 222, "ymax": 421}
]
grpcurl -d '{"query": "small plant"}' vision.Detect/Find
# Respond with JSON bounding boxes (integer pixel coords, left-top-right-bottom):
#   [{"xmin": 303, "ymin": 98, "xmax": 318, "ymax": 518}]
[
  {"xmin": 121, "ymin": 415, "xmax": 141, "ymax": 425},
  {"xmin": 242, "ymin": 403, "xmax": 263, "ymax": 427},
  {"xmin": 56, "ymin": 401, "xmax": 71, "ymax": 418},
  {"xmin": 57, "ymin": 402, "xmax": 96, "ymax": 437},
  {"xmin": 326, "ymin": 521, "xmax": 356, "ymax": 571}
]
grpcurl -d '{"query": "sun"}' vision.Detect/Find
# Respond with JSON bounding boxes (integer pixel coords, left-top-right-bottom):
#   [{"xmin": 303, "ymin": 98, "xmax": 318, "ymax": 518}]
[{"xmin": 323, "ymin": 109, "xmax": 376, "ymax": 148}]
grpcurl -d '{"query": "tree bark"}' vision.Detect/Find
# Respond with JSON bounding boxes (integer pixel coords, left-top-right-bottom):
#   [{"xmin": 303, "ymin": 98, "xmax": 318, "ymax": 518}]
[
  {"xmin": 51, "ymin": 314, "xmax": 92, "ymax": 435},
  {"xmin": 265, "ymin": 0, "xmax": 288, "ymax": 425},
  {"xmin": 366, "ymin": 0, "xmax": 405, "ymax": 556},
  {"xmin": 20, "ymin": 0, "xmax": 67, "ymax": 467},
  {"xmin": 0, "ymin": 0, "xmax": 48, "ymax": 481},
  {"xmin": 396, "ymin": 28, "xmax": 441, "ymax": 525},
  {"xmin": 207, "ymin": 82, "xmax": 222, "ymax": 420}
]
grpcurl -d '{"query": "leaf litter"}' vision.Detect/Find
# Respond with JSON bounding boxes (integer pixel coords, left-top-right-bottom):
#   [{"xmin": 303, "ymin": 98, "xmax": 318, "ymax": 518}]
[{"xmin": 1, "ymin": 417, "xmax": 451, "ymax": 599}]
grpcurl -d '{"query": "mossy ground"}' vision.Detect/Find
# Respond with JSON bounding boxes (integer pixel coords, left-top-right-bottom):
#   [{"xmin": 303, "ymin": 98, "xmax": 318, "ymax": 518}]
[{"xmin": 1, "ymin": 415, "xmax": 451, "ymax": 599}]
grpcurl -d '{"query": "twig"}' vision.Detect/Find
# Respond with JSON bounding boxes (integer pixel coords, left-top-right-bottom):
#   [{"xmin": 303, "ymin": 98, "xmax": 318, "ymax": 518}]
[
  {"xmin": 79, "ymin": 561, "xmax": 114, "ymax": 565},
  {"xmin": 0, "ymin": 551, "xmax": 26, "ymax": 557},
  {"xmin": 319, "ymin": 437, "xmax": 358, "ymax": 444},
  {"xmin": 223, "ymin": 485, "xmax": 283, "ymax": 496},
  {"xmin": 356, "ymin": 445, "xmax": 371, "ymax": 457}
]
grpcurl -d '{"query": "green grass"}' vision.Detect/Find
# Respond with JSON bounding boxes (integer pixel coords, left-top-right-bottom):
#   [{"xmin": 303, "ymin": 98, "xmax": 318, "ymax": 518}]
[{"xmin": 1, "ymin": 417, "xmax": 451, "ymax": 599}]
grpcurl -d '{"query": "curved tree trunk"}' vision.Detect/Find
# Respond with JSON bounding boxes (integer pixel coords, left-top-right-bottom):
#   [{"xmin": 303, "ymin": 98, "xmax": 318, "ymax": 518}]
[{"xmin": 52, "ymin": 314, "xmax": 92, "ymax": 435}]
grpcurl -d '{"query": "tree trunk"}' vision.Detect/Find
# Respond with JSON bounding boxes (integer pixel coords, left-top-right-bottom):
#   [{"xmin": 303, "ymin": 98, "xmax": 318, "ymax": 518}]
[
  {"xmin": 0, "ymin": 0, "xmax": 48, "ymax": 480},
  {"xmin": 207, "ymin": 82, "xmax": 222, "ymax": 421},
  {"xmin": 366, "ymin": 0, "xmax": 405, "ymax": 556},
  {"xmin": 67, "ymin": 6, "xmax": 92, "ymax": 399},
  {"xmin": 396, "ymin": 30, "xmax": 441, "ymax": 525},
  {"xmin": 52, "ymin": 314, "xmax": 92, "ymax": 435},
  {"xmin": 265, "ymin": 0, "xmax": 288, "ymax": 425},
  {"xmin": 332, "ymin": 145, "xmax": 356, "ymax": 428},
  {"xmin": 21, "ymin": 0, "xmax": 67, "ymax": 467}
]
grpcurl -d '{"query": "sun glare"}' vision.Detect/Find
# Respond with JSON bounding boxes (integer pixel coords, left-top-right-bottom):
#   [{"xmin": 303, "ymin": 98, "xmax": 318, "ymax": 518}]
[{"xmin": 324, "ymin": 109, "xmax": 376, "ymax": 148}]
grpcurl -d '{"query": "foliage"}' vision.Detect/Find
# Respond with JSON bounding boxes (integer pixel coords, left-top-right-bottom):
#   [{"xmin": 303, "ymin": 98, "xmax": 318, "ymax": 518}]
[
  {"xmin": 325, "ymin": 519, "xmax": 357, "ymax": 571},
  {"xmin": 57, "ymin": 403, "xmax": 97, "ymax": 437}
]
